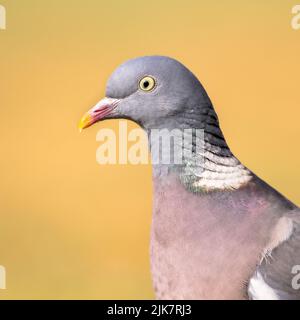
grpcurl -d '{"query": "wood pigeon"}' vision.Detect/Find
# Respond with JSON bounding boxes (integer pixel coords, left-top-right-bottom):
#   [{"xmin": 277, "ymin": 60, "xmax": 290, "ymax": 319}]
[{"xmin": 79, "ymin": 56, "xmax": 300, "ymax": 300}]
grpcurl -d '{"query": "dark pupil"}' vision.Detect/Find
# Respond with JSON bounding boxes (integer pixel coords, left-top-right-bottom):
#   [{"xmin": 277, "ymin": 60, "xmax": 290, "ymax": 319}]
[{"xmin": 143, "ymin": 81, "xmax": 149, "ymax": 88}]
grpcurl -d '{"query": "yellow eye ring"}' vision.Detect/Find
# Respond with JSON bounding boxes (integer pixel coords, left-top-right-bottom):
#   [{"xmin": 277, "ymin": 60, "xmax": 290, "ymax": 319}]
[{"xmin": 139, "ymin": 76, "xmax": 156, "ymax": 92}]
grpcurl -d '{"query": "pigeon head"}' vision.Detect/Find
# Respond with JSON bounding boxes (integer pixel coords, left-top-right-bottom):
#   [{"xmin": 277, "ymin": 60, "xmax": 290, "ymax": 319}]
[{"xmin": 79, "ymin": 56, "xmax": 213, "ymax": 131}]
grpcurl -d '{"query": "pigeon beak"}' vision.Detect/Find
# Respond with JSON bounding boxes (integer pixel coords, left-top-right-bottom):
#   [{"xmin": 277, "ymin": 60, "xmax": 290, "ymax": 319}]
[{"xmin": 79, "ymin": 97, "xmax": 120, "ymax": 131}]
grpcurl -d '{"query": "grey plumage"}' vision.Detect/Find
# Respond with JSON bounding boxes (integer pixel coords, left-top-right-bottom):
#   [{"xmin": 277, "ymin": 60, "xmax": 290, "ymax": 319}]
[
  {"xmin": 253, "ymin": 209, "xmax": 300, "ymax": 299},
  {"xmin": 80, "ymin": 56, "xmax": 300, "ymax": 299}
]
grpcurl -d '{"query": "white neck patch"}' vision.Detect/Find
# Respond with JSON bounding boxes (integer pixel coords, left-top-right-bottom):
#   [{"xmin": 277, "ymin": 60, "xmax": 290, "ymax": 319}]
[{"xmin": 183, "ymin": 142, "xmax": 252, "ymax": 191}]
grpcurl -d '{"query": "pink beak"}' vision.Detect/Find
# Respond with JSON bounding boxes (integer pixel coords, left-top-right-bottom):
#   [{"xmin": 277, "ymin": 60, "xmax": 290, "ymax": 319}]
[{"xmin": 78, "ymin": 97, "xmax": 120, "ymax": 131}]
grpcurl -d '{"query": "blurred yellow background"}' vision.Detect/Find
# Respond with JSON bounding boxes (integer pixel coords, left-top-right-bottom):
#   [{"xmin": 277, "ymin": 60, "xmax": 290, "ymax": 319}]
[{"xmin": 0, "ymin": 0, "xmax": 299, "ymax": 299}]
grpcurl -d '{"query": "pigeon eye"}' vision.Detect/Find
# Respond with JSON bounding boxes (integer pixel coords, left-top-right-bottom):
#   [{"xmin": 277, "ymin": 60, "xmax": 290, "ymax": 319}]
[{"xmin": 139, "ymin": 76, "xmax": 156, "ymax": 92}]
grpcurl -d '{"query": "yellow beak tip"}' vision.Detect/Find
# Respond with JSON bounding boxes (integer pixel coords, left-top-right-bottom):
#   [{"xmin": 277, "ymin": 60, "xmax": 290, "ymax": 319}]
[{"xmin": 78, "ymin": 114, "xmax": 92, "ymax": 132}]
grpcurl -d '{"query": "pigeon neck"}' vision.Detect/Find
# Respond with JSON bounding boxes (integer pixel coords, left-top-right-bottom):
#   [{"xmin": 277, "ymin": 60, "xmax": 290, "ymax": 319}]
[{"xmin": 149, "ymin": 106, "xmax": 252, "ymax": 192}]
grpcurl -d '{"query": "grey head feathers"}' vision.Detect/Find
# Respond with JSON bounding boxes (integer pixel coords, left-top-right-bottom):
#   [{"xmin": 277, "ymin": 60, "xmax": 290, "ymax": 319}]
[{"xmin": 106, "ymin": 56, "xmax": 212, "ymax": 130}]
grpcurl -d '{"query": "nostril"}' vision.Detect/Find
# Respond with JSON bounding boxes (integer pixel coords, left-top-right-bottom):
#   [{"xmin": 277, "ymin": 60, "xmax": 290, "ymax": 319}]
[{"xmin": 94, "ymin": 107, "xmax": 108, "ymax": 114}]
